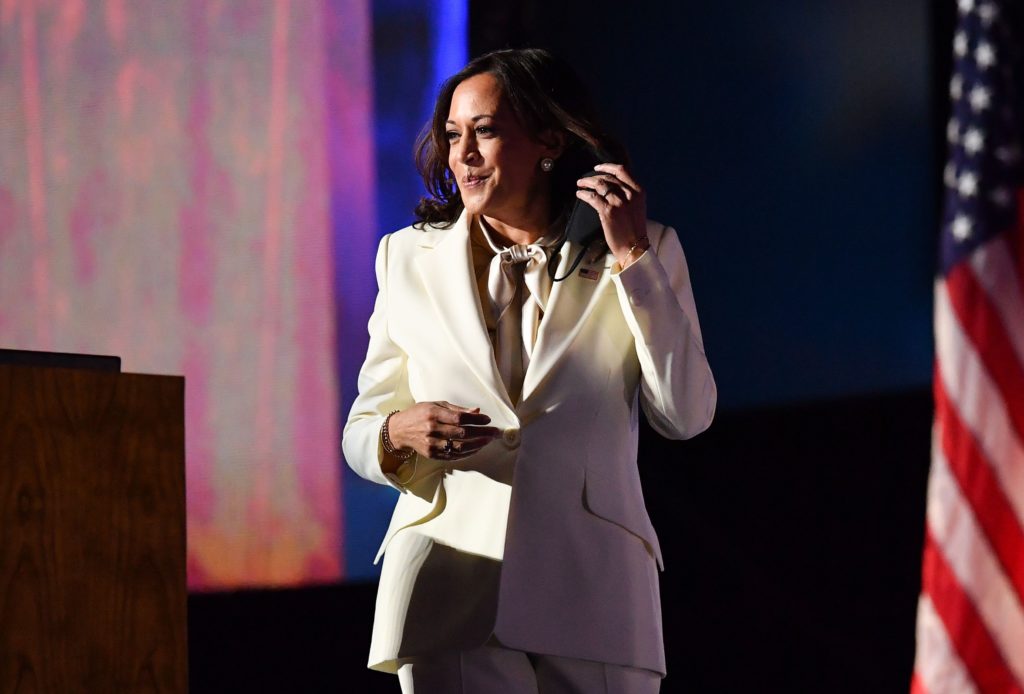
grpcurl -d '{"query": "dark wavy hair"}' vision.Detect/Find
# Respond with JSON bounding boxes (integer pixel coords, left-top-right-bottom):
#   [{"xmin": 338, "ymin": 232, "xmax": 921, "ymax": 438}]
[{"xmin": 413, "ymin": 48, "xmax": 626, "ymax": 228}]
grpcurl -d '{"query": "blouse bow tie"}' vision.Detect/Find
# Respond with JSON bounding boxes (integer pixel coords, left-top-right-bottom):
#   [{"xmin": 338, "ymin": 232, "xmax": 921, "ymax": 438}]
[
  {"xmin": 490, "ymin": 243, "xmax": 552, "ymax": 317},
  {"xmin": 487, "ymin": 242, "xmax": 555, "ymax": 403}
]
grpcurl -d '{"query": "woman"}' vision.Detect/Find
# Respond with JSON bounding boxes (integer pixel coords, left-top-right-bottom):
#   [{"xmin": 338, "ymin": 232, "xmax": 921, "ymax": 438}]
[{"xmin": 343, "ymin": 48, "xmax": 716, "ymax": 693}]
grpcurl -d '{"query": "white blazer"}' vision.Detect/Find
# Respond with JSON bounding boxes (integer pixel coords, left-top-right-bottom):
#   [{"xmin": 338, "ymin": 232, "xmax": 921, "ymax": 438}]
[{"xmin": 343, "ymin": 209, "xmax": 716, "ymax": 675}]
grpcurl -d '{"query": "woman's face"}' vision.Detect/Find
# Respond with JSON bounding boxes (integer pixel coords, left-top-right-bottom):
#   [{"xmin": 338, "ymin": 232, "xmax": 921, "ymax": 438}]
[{"xmin": 446, "ymin": 73, "xmax": 555, "ymax": 227}]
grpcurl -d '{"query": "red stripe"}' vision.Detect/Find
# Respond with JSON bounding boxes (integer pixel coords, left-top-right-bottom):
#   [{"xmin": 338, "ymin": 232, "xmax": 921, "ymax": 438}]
[
  {"xmin": 945, "ymin": 263, "xmax": 1024, "ymax": 446},
  {"xmin": 934, "ymin": 377, "xmax": 1024, "ymax": 605},
  {"xmin": 921, "ymin": 531, "xmax": 1022, "ymax": 693},
  {"xmin": 909, "ymin": 672, "xmax": 927, "ymax": 694}
]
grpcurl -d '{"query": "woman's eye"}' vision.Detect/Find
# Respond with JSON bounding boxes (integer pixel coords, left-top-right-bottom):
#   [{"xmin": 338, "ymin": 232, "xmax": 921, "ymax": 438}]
[
  {"xmin": 475, "ymin": 126, "xmax": 494, "ymax": 136},
  {"xmin": 445, "ymin": 131, "xmax": 459, "ymax": 141}
]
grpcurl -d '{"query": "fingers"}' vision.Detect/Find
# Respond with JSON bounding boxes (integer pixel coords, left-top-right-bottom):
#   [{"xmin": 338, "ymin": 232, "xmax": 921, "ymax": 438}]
[
  {"xmin": 425, "ymin": 434, "xmax": 495, "ymax": 460},
  {"xmin": 593, "ymin": 162, "xmax": 643, "ymax": 193},
  {"xmin": 391, "ymin": 402, "xmax": 502, "ymax": 462},
  {"xmin": 425, "ymin": 437, "xmax": 452, "ymax": 459},
  {"xmin": 578, "ymin": 174, "xmax": 635, "ymax": 201},
  {"xmin": 580, "ymin": 162, "xmax": 642, "ymax": 191},
  {"xmin": 456, "ymin": 412, "xmax": 494, "ymax": 426},
  {"xmin": 430, "ymin": 423, "xmax": 502, "ymax": 440},
  {"xmin": 576, "ymin": 187, "xmax": 623, "ymax": 213},
  {"xmin": 433, "ymin": 402, "xmax": 492, "ymax": 426},
  {"xmin": 403, "ymin": 402, "xmax": 501, "ymax": 461}
]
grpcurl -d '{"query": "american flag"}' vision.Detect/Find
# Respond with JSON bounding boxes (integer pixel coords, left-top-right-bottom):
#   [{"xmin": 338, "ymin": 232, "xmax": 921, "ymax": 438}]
[{"xmin": 911, "ymin": 1, "xmax": 1024, "ymax": 692}]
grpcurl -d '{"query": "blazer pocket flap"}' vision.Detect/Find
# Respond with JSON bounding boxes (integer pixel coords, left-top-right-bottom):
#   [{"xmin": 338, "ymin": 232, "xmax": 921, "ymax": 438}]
[{"xmin": 583, "ymin": 466, "xmax": 664, "ymax": 570}]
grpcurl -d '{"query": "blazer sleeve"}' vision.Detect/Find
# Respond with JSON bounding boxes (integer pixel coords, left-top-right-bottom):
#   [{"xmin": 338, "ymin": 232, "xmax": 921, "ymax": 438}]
[
  {"xmin": 342, "ymin": 233, "xmax": 416, "ymax": 490},
  {"xmin": 611, "ymin": 223, "xmax": 717, "ymax": 439}
]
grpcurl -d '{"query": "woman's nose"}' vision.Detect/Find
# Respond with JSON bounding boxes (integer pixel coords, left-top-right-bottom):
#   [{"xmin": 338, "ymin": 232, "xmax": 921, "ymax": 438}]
[{"xmin": 454, "ymin": 137, "xmax": 480, "ymax": 164}]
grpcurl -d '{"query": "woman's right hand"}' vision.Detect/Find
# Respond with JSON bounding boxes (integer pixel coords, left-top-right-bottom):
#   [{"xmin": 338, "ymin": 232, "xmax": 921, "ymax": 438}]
[{"xmin": 387, "ymin": 401, "xmax": 501, "ymax": 463}]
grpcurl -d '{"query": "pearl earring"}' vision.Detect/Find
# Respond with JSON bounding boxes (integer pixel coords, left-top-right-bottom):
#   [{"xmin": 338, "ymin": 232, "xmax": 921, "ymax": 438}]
[{"xmin": 540, "ymin": 158, "xmax": 554, "ymax": 172}]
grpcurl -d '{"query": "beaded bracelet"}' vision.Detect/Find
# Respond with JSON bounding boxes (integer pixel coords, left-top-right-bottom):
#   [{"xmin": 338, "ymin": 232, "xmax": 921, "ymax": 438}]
[{"xmin": 382, "ymin": 410, "xmax": 415, "ymax": 461}]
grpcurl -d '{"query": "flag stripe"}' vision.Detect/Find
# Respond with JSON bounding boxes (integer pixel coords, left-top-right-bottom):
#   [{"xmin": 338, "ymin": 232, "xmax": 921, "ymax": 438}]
[
  {"xmin": 914, "ymin": 592, "xmax": 978, "ymax": 694},
  {"xmin": 945, "ymin": 262, "xmax": 1024, "ymax": 446},
  {"xmin": 935, "ymin": 374, "xmax": 1024, "ymax": 603},
  {"xmin": 934, "ymin": 282, "xmax": 1024, "ymax": 528},
  {"xmin": 921, "ymin": 530, "xmax": 1021, "ymax": 693},
  {"xmin": 968, "ymin": 237, "xmax": 1024, "ymax": 367},
  {"xmin": 925, "ymin": 440, "xmax": 1024, "ymax": 688}
]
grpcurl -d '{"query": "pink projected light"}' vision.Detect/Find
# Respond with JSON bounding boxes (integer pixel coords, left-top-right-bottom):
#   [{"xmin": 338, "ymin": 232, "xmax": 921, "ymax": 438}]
[{"xmin": 0, "ymin": 0, "xmax": 375, "ymax": 589}]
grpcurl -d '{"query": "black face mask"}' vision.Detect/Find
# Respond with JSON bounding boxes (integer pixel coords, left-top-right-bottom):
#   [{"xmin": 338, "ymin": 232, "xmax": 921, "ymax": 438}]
[{"xmin": 550, "ymin": 146, "xmax": 612, "ymax": 282}]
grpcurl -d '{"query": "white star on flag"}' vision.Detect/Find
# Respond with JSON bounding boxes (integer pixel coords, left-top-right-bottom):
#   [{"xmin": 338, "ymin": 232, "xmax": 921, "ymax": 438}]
[
  {"xmin": 957, "ymin": 171, "xmax": 978, "ymax": 197},
  {"xmin": 963, "ymin": 129, "xmax": 985, "ymax": 154},
  {"xmin": 950, "ymin": 75, "xmax": 963, "ymax": 99},
  {"xmin": 951, "ymin": 214, "xmax": 972, "ymax": 240},
  {"xmin": 975, "ymin": 42, "xmax": 996, "ymax": 68},
  {"xmin": 969, "ymin": 85, "xmax": 991, "ymax": 112},
  {"xmin": 954, "ymin": 32, "xmax": 969, "ymax": 57},
  {"xmin": 957, "ymin": 0, "xmax": 974, "ymax": 13}
]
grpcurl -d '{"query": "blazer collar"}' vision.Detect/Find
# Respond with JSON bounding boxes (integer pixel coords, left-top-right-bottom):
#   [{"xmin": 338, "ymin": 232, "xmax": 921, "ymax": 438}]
[
  {"xmin": 414, "ymin": 210, "xmax": 517, "ymax": 418},
  {"xmin": 414, "ymin": 209, "xmax": 612, "ymax": 415}
]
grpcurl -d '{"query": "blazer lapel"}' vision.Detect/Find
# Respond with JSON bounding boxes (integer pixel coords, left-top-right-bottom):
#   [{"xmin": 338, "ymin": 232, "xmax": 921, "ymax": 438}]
[
  {"xmin": 414, "ymin": 211, "xmax": 516, "ymax": 417},
  {"xmin": 521, "ymin": 242, "xmax": 612, "ymax": 403}
]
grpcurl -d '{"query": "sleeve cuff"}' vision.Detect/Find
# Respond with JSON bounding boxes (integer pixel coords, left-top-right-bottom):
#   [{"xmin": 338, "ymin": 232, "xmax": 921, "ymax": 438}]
[
  {"xmin": 609, "ymin": 248, "xmax": 648, "ymax": 278},
  {"xmin": 383, "ymin": 456, "xmax": 419, "ymax": 493},
  {"xmin": 611, "ymin": 248, "xmax": 669, "ymax": 307}
]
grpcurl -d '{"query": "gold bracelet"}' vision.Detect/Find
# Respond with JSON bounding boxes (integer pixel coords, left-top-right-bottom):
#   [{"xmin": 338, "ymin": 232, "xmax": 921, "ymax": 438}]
[
  {"xmin": 382, "ymin": 410, "xmax": 415, "ymax": 461},
  {"xmin": 622, "ymin": 234, "xmax": 650, "ymax": 269},
  {"xmin": 626, "ymin": 233, "xmax": 649, "ymax": 257}
]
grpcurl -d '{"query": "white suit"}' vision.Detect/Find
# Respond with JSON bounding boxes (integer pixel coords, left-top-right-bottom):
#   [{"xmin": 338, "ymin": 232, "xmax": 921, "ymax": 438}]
[{"xmin": 343, "ymin": 209, "xmax": 716, "ymax": 675}]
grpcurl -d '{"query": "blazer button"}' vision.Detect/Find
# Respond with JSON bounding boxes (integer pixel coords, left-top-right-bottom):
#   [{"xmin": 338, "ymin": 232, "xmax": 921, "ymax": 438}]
[{"xmin": 502, "ymin": 428, "xmax": 521, "ymax": 449}]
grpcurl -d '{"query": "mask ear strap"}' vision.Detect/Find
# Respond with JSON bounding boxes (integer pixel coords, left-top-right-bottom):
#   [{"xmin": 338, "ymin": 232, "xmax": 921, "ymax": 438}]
[
  {"xmin": 550, "ymin": 242, "xmax": 591, "ymax": 282},
  {"xmin": 550, "ymin": 192, "xmax": 605, "ymax": 282}
]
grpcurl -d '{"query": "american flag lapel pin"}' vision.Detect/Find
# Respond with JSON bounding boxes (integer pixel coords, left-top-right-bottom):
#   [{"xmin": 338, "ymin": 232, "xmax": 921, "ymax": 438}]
[{"xmin": 578, "ymin": 246, "xmax": 608, "ymax": 280}]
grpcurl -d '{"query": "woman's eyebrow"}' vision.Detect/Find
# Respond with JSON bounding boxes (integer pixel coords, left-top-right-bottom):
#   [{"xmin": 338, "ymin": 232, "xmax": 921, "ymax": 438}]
[{"xmin": 445, "ymin": 114, "xmax": 496, "ymax": 124}]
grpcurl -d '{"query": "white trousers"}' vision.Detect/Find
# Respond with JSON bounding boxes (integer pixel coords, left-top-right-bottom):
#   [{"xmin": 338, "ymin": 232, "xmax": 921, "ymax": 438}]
[{"xmin": 396, "ymin": 641, "xmax": 661, "ymax": 694}]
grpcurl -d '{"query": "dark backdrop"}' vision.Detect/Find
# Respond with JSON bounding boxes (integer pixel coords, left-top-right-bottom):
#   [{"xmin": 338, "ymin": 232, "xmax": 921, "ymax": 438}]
[{"xmin": 188, "ymin": 2, "xmax": 955, "ymax": 691}]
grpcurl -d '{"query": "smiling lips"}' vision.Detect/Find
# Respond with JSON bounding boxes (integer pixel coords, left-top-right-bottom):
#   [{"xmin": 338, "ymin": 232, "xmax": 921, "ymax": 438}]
[{"xmin": 463, "ymin": 173, "xmax": 490, "ymax": 189}]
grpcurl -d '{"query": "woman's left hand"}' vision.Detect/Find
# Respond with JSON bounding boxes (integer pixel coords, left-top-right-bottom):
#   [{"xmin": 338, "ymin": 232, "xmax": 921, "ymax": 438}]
[{"xmin": 576, "ymin": 163, "xmax": 650, "ymax": 268}]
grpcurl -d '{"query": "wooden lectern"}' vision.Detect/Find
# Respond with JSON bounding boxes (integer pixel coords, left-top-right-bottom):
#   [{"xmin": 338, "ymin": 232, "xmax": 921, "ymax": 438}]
[{"xmin": 0, "ymin": 363, "xmax": 187, "ymax": 692}]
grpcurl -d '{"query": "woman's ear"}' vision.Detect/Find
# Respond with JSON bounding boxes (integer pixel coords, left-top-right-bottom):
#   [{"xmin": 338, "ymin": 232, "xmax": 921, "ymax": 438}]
[{"xmin": 538, "ymin": 129, "xmax": 567, "ymax": 160}]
